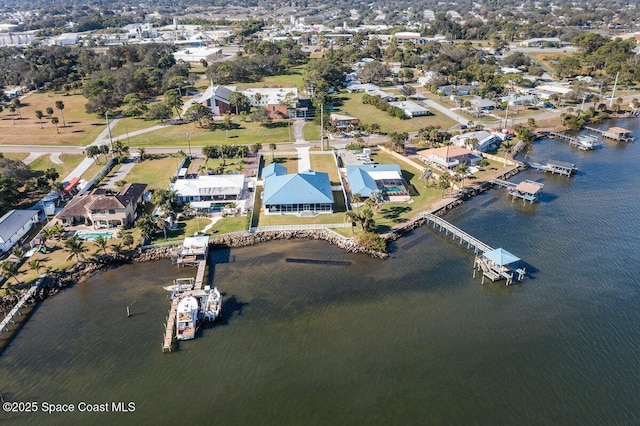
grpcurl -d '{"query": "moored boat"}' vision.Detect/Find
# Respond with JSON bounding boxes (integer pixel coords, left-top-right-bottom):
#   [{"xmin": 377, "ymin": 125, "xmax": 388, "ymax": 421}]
[
  {"xmin": 164, "ymin": 278, "xmax": 194, "ymax": 294},
  {"xmin": 202, "ymin": 286, "xmax": 222, "ymax": 321},
  {"xmin": 176, "ymin": 296, "xmax": 199, "ymax": 340}
]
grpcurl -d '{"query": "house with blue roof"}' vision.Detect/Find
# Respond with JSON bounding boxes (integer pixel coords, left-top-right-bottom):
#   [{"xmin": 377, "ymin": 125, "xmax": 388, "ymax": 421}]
[
  {"xmin": 262, "ymin": 169, "xmax": 334, "ymax": 215},
  {"xmin": 346, "ymin": 164, "xmax": 410, "ymax": 200}
]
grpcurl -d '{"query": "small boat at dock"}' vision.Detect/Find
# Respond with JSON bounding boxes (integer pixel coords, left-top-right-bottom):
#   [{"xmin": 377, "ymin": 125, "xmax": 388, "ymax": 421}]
[
  {"xmin": 176, "ymin": 296, "xmax": 199, "ymax": 340},
  {"xmin": 202, "ymin": 286, "xmax": 222, "ymax": 321},
  {"xmin": 163, "ymin": 277, "xmax": 194, "ymax": 294}
]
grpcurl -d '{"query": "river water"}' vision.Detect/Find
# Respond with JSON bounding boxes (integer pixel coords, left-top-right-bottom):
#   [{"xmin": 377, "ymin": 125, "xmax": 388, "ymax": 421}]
[{"xmin": 2, "ymin": 119, "xmax": 640, "ymax": 425}]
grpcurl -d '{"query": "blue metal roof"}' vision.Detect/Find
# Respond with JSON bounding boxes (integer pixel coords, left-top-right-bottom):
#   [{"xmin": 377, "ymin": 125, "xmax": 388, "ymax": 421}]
[
  {"xmin": 263, "ymin": 170, "xmax": 334, "ymax": 205},
  {"xmin": 262, "ymin": 163, "xmax": 288, "ymax": 179},
  {"xmin": 346, "ymin": 164, "xmax": 403, "ymax": 197},
  {"xmin": 484, "ymin": 248, "xmax": 520, "ymax": 266}
]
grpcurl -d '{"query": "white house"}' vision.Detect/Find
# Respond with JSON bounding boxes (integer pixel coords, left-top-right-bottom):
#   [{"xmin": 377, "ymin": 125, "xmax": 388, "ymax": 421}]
[
  {"xmin": 450, "ymin": 130, "xmax": 504, "ymax": 152},
  {"xmin": 170, "ymin": 174, "xmax": 246, "ymax": 213},
  {"xmin": 388, "ymin": 100, "xmax": 430, "ymax": 118},
  {"xmin": 55, "ymin": 33, "xmax": 80, "ymax": 46},
  {"xmin": 173, "ymin": 47, "xmax": 222, "ymax": 64},
  {"xmin": 0, "ymin": 210, "xmax": 39, "ymax": 253}
]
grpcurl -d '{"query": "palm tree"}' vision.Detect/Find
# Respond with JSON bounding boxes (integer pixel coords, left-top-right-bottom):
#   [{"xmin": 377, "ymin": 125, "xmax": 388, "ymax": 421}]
[
  {"xmin": 501, "ymin": 140, "xmax": 514, "ymax": 163},
  {"xmin": 455, "ymin": 164, "xmax": 468, "ymax": 190},
  {"xmin": 121, "ymin": 232, "xmax": 134, "ymax": 248},
  {"xmin": 64, "ymin": 237, "xmax": 88, "ymax": 262},
  {"xmin": 138, "ymin": 147, "xmax": 145, "ymax": 161},
  {"xmin": 28, "ymin": 259, "xmax": 43, "ymax": 275},
  {"xmin": 156, "ymin": 216, "xmax": 168, "ymax": 240},
  {"xmin": 269, "ymin": 143, "xmax": 277, "ymax": 159},
  {"xmin": 12, "ymin": 97, "xmax": 21, "ymax": 119},
  {"xmin": 11, "ymin": 247, "xmax": 24, "ymax": 259},
  {"xmin": 1, "ymin": 260, "xmax": 22, "ymax": 284},
  {"xmin": 438, "ymin": 174, "xmax": 451, "ymax": 198},
  {"xmin": 51, "ymin": 116, "xmax": 60, "ymax": 134},
  {"xmin": 351, "ymin": 193, "xmax": 363, "ymax": 211},
  {"xmin": 94, "ymin": 236, "xmax": 109, "ymax": 255},
  {"xmin": 46, "ymin": 106, "xmax": 54, "ymax": 116},
  {"xmin": 55, "ymin": 100, "xmax": 66, "ymax": 127},
  {"xmin": 345, "ymin": 210, "xmax": 360, "ymax": 230},
  {"xmin": 360, "ymin": 208, "xmax": 375, "ymax": 232},
  {"xmin": 111, "ymin": 243, "xmax": 123, "ymax": 259},
  {"xmin": 35, "ymin": 110, "xmax": 44, "ymax": 129}
]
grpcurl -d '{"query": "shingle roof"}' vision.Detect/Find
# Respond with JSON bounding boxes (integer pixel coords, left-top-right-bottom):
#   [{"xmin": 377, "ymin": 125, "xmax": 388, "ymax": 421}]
[{"xmin": 263, "ymin": 170, "xmax": 333, "ymax": 205}]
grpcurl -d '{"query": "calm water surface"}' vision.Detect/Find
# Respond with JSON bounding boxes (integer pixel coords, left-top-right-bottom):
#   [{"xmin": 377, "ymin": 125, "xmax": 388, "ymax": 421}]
[{"xmin": 2, "ymin": 119, "xmax": 640, "ymax": 425}]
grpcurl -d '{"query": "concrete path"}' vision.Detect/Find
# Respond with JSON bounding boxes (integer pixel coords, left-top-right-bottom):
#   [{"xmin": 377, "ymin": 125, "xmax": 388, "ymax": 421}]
[
  {"xmin": 419, "ymin": 97, "xmax": 470, "ymax": 125},
  {"xmin": 201, "ymin": 217, "xmax": 222, "ymax": 233},
  {"xmin": 49, "ymin": 152, "xmax": 63, "ymax": 164},
  {"xmin": 23, "ymin": 152, "xmax": 44, "ymax": 165},
  {"xmin": 296, "ymin": 147, "xmax": 311, "ymax": 172},
  {"xmin": 103, "ymin": 159, "xmax": 137, "ymax": 189},
  {"xmin": 292, "ymin": 118, "xmax": 306, "ymax": 144}
]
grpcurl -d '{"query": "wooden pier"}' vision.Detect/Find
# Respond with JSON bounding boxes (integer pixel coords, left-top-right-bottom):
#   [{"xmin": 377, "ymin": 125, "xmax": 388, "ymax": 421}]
[
  {"xmin": 529, "ymin": 159, "xmax": 577, "ymax": 177},
  {"xmin": 585, "ymin": 126, "xmax": 634, "ymax": 142},
  {"xmin": 421, "ymin": 213, "xmax": 493, "ymax": 255},
  {"xmin": 0, "ymin": 277, "xmax": 44, "ymax": 335},
  {"xmin": 546, "ymin": 131, "xmax": 599, "ymax": 150},
  {"xmin": 490, "ymin": 178, "xmax": 543, "ymax": 204},
  {"xmin": 421, "ymin": 214, "xmax": 525, "ymax": 285},
  {"xmin": 162, "ymin": 256, "xmax": 209, "ymax": 352}
]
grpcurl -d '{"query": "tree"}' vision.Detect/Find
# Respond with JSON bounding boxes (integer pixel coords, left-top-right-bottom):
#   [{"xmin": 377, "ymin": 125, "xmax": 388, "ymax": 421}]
[
  {"xmin": 55, "ymin": 100, "xmax": 66, "ymax": 127},
  {"xmin": 501, "ymin": 140, "xmax": 514, "ymax": 161},
  {"xmin": 111, "ymin": 243, "xmax": 123, "ymax": 259},
  {"xmin": 454, "ymin": 164, "xmax": 468, "ymax": 190},
  {"xmin": 12, "ymin": 97, "xmax": 22, "ymax": 119},
  {"xmin": 44, "ymin": 167, "xmax": 59, "ymax": 186},
  {"xmin": 28, "ymin": 259, "xmax": 43, "ymax": 275},
  {"xmin": 1, "ymin": 261, "xmax": 21, "ymax": 284},
  {"xmin": 121, "ymin": 232, "xmax": 134, "ymax": 248},
  {"xmin": 136, "ymin": 215, "xmax": 156, "ymax": 243},
  {"xmin": 229, "ymin": 92, "xmax": 250, "ymax": 115},
  {"xmin": 138, "ymin": 147, "xmax": 146, "ymax": 162},
  {"xmin": 93, "ymin": 236, "xmax": 109, "ymax": 255},
  {"xmin": 438, "ymin": 174, "xmax": 451, "ymax": 197},
  {"xmin": 359, "ymin": 61, "xmax": 391, "ymax": 84},
  {"xmin": 269, "ymin": 143, "xmax": 277, "ymax": 159},
  {"xmin": 251, "ymin": 143, "xmax": 262, "ymax": 155},
  {"xmin": 399, "ymin": 85, "xmax": 416, "ymax": 97},
  {"xmin": 122, "ymin": 93, "xmax": 148, "ymax": 117},
  {"xmin": 35, "ymin": 110, "xmax": 44, "ymax": 129},
  {"xmin": 357, "ymin": 232, "xmax": 387, "ymax": 252},
  {"xmin": 184, "ymin": 103, "xmax": 212, "ymax": 128},
  {"xmin": 164, "ymin": 89, "xmax": 183, "ymax": 120},
  {"xmin": 388, "ymin": 132, "xmax": 408, "ymax": 153},
  {"xmin": 46, "ymin": 107, "xmax": 54, "ymax": 116},
  {"xmin": 251, "ymin": 106, "xmax": 271, "ymax": 124},
  {"xmin": 359, "ymin": 208, "xmax": 375, "ymax": 232},
  {"xmin": 351, "ymin": 193, "xmax": 363, "ymax": 211},
  {"xmin": 100, "ymin": 144, "xmax": 110, "ymax": 161},
  {"xmin": 64, "ymin": 237, "xmax": 88, "ymax": 262},
  {"xmin": 51, "ymin": 116, "xmax": 60, "ymax": 133},
  {"xmin": 147, "ymin": 103, "xmax": 172, "ymax": 123},
  {"xmin": 86, "ymin": 145, "xmax": 100, "ymax": 164}
]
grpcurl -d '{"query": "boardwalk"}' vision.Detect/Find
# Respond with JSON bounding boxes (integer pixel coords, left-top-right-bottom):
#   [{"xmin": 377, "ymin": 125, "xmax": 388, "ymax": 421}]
[
  {"xmin": 529, "ymin": 159, "xmax": 577, "ymax": 177},
  {"xmin": 194, "ymin": 260, "xmax": 207, "ymax": 290},
  {"xmin": 546, "ymin": 131, "xmax": 599, "ymax": 150},
  {"xmin": 421, "ymin": 213, "xmax": 493, "ymax": 254},
  {"xmin": 0, "ymin": 278, "xmax": 43, "ymax": 335},
  {"xmin": 162, "ymin": 297, "xmax": 180, "ymax": 352}
]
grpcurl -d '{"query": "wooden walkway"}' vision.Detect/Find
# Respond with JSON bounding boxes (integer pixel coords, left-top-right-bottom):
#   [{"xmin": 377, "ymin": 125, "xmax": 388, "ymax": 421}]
[
  {"xmin": 490, "ymin": 178, "xmax": 516, "ymax": 190},
  {"xmin": 421, "ymin": 213, "xmax": 493, "ymax": 254},
  {"xmin": 529, "ymin": 160, "xmax": 577, "ymax": 177},
  {"xmin": 162, "ymin": 297, "xmax": 180, "ymax": 352},
  {"xmin": 0, "ymin": 278, "xmax": 43, "ymax": 335},
  {"xmin": 194, "ymin": 260, "xmax": 206, "ymax": 290}
]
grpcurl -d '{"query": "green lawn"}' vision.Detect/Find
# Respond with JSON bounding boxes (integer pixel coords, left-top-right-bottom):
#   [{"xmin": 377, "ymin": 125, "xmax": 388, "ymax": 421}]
[
  {"xmin": 123, "ymin": 157, "xmax": 182, "ymax": 190},
  {"xmin": 337, "ymin": 92, "xmax": 455, "ymax": 133},
  {"xmin": 1, "ymin": 152, "xmax": 28, "ymax": 161},
  {"xmin": 211, "ymin": 216, "xmax": 248, "ymax": 234},
  {"xmin": 264, "ymin": 155, "xmax": 299, "ymax": 174},
  {"xmin": 110, "ymin": 115, "xmax": 162, "ymax": 138},
  {"xmin": 27, "ymin": 154, "xmax": 84, "ymax": 183},
  {"xmin": 303, "ymin": 122, "xmax": 320, "ymax": 141},
  {"xmin": 126, "ymin": 119, "xmax": 291, "ymax": 146},
  {"xmin": 237, "ymin": 65, "xmax": 306, "ymax": 89},
  {"xmin": 309, "ymin": 153, "xmax": 340, "ymax": 184}
]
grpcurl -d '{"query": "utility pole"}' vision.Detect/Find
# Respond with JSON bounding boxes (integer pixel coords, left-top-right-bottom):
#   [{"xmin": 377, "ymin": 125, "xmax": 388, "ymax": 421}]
[
  {"xmin": 609, "ymin": 72, "xmax": 619, "ymax": 108},
  {"xmin": 187, "ymin": 132, "xmax": 192, "ymax": 158},
  {"xmin": 105, "ymin": 112, "xmax": 114, "ymax": 151},
  {"xmin": 320, "ymin": 103, "xmax": 324, "ymax": 151}
]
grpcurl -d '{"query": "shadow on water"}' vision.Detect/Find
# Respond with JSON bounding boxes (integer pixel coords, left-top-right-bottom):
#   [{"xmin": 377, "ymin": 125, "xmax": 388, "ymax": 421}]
[{"xmin": 214, "ymin": 294, "xmax": 248, "ymax": 327}]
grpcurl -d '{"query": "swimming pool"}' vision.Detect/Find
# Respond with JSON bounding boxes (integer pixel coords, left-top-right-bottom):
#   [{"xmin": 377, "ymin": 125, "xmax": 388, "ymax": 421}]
[
  {"xmin": 74, "ymin": 231, "xmax": 115, "ymax": 241},
  {"xmin": 384, "ymin": 185, "xmax": 405, "ymax": 194}
]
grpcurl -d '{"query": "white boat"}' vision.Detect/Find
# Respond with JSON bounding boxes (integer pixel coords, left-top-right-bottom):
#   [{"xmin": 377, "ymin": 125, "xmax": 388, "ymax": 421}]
[
  {"xmin": 575, "ymin": 134, "xmax": 600, "ymax": 150},
  {"xmin": 202, "ymin": 286, "xmax": 222, "ymax": 321},
  {"xmin": 176, "ymin": 296, "xmax": 199, "ymax": 340},
  {"xmin": 163, "ymin": 278, "xmax": 194, "ymax": 293}
]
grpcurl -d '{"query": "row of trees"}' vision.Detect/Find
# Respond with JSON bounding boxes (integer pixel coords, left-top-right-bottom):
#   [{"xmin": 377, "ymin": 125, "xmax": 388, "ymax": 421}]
[{"xmin": 361, "ymin": 93, "xmax": 405, "ymax": 119}]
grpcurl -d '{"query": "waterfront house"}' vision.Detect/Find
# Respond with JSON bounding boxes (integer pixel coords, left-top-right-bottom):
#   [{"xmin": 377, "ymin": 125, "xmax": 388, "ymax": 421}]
[
  {"xmin": 170, "ymin": 174, "xmax": 245, "ymax": 212},
  {"xmin": 57, "ymin": 184, "xmax": 148, "ymax": 229},
  {"xmin": 450, "ymin": 130, "xmax": 504, "ymax": 152},
  {"xmin": 262, "ymin": 167, "xmax": 334, "ymax": 215},
  {"xmin": 417, "ymin": 146, "xmax": 481, "ymax": 169},
  {"xmin": 0, "ymin": 210, "xmax": 40, "ymax": 253},
  {"xmin": 346, "ymin": 164, "xmax": 410, "ymax": 201}
]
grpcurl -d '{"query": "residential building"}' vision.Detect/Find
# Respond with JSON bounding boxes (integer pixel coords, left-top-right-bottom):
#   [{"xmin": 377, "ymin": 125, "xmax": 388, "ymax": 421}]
[
  {"xmin": 417, "ymin": 146, "xmax": 481, "ymax": 169},
  {"xmin": 57, "ymin": 184, "xmax": 148, "ymax": 229},
  {"xmin": 330, "ymin": 113, "xmax": 360, "ymax": 128},
  {"xmin": 171, "ymin": 174, "xmax": 245, "ymax": 212},
  {"xmin": 450, "ymin": 130, "xmax": 504, "ymax": 152},
  {"xmin": 388, "ymin": 100, "xmax": 430, "ymax": 118},
  {"xmin": 243, "ymin": 87, "xmax": 298, "ymax": 118},
  {"xmin": 469, "ymin": 98, "xmax": 497, "ymax": 111},
  {"xmin": 173, "ymin": 47, "xmax": 222, "ymax": 64},
  {"xmin": 0, "ymin": 210, "xmax": 40, "ymax": 253},
  {"xmin": 346, "ymin": 164, "xmax": 409, "ymax": 200},
  {"xmin": 262, "ymin": 166, "xmax": 333, "ymax": 215}
]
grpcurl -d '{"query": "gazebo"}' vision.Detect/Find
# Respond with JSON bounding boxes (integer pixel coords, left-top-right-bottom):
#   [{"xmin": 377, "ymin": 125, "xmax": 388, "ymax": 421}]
[{"xmin": 474, "ymin": 248, "xmax": 525, "ymax": 285}]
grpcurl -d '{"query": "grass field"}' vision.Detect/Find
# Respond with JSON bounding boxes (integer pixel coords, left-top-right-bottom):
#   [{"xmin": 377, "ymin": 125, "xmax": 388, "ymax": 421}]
[
  {"xmin": 337, "ymin": 92, "xmax": 456, "ymax": 133},
  {"xmin": 309, "ymin": 153, "xmax": 340, "ymax": 184},
  {"xmin": 303, "ymin": 122, "xmax": 320, "ymax": 141},
  {"xmin": 123, "ymin": 157, "xmax": 182, "ymax": 190},
  {"xmin": 264, "ymin": 155, "xmax": 299, "ymax": 173},
  {"xmin": 0, "ymin": 92, "xmax": 105, "ymax": 146},
  {"xmin": 109, "ymin": 114, "xmax": 162, "ymax": 138},
  {"xmin": 236, "ymin": 65, "xmax": 306, "ymax": 90},
  {"xmin": 126, "ymin": 119, "xmax": 291, "ymax": 146},
  {"xmin": 211, "ymin": 216, "xmax": 248, "ymax": 234},
  {"xmin": 28, "ymin": 154, "xmax": 85, "ymax": 182}
]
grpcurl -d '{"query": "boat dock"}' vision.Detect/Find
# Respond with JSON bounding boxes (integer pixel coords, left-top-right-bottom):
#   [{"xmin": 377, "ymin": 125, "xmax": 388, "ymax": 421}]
[
  {"xmin": 490, "ymin": 178, "xmax": 544, "ymax": 204},
  {"xmin": 584, "ymin": 126, "xmax": 634, "ymax": 142},
  {"xmin": 529, "ymin": 159, "xmax": 577, "ymax": 177},
  {"xmin": 546, "ymin": 131, "xmax": 600, "ymax": 150},
  {"xmin": 194, "ymin": 260, "xmax": 206, "ymax": 290},
  {"xmin": 422, "ymin": 213, "xmax": 492, "ymax": 255},
  {"xmin": 421, "ymin": 214, "xmax": 525, "ymax": 285},
  {"xmin": 0, "ymin": 277, "xmax": 44, "ymax": 335}
]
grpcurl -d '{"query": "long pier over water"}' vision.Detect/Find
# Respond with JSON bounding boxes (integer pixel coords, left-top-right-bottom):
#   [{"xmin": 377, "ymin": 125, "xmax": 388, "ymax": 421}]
[
  {"xmin": 421, "ymin": 213, "xmax": 493, "ymax": 254},
  {"xmin": 0, "ymin": 277, "xmax": 44, "ymax": 335}
]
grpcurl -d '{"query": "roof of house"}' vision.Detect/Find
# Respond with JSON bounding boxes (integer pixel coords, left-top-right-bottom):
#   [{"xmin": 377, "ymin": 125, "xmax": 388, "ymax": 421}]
[
  {"xmin": 263, "ymin": 170, "xmax": 333, "ymax": 205},
  {"xmin": 346, "ymin": 164, "xmax": 404, "ymax": 197},
  {"xmin": 417, "ymin": 146, "xmax": 474, "ymax": 159},
  {"xmin": 171, "ymin": 175, "xmax": 245, "ymax": 197},
  {"xmin": 330, "ymin": 113, "xmax": 359, "ymax": 121},
  {"xmin": 515, "ymin": 181, "xmax": 543, "ymax": 195},
  {"xmin": 197, "ymin": 84, "xmax": 236, "ymax": 104},
  {"xmin": 243, "ymin": 87, "xmax": 298, "ymax": 105},
  {"xmin": 262, "ymin": 163, "xmax": 288, "ymax": 180},
  {"xmin": 0, "ymin": 210, "xmax": 38, "ymax": 243},
  {"xmin": 119, "ymin": 183, "xmax": 148, "ymax": 203},
  {"xmin": 388, "ymin": 100, "xmax": 429, "ymax": 114}
]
